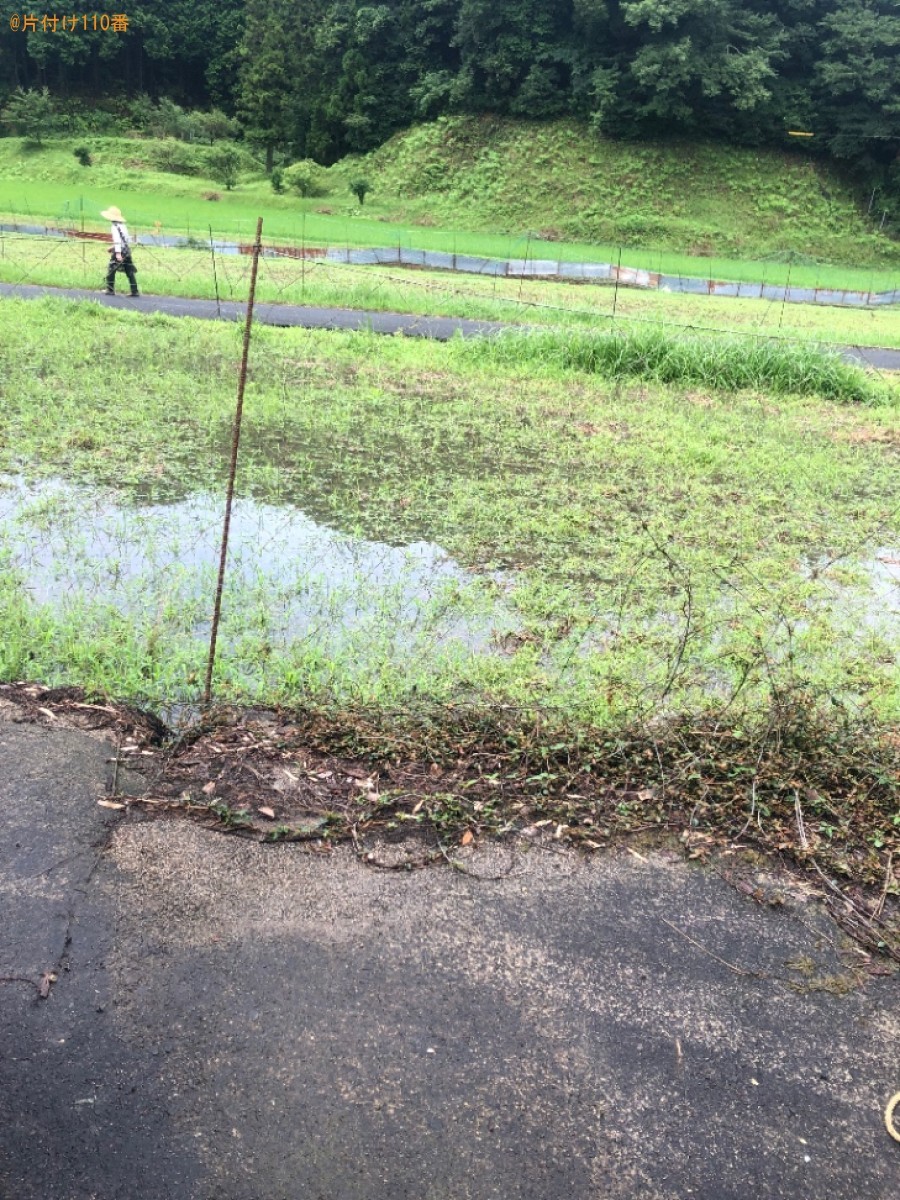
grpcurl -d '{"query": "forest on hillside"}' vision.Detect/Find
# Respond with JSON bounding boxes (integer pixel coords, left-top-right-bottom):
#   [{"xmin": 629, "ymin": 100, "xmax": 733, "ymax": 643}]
[{"xmin": 0, "ymin": 0, "xmax": 898, "ymax": 176}]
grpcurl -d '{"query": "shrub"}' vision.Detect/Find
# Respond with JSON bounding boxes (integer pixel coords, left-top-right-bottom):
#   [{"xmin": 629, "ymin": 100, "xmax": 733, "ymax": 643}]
[
  {"xmin": 283, "ymin": 159, "xmax": 326, "ymax": 198},
  {"xmin": 206, "ymin": 144, "xmax": 241, "ymax": 191},
  {"xmin": 148, "ymin": 139, "xmax": 207, "ymax": 176},
  {"xmin": 613, "ymin": 212, "xmax": 671, "ymax": 241},
  {"xmin": 58, "ymin": 101, "xmax": 126, "ymax": 137},
  {"xmin": 73, "ymin": 145, "xmax": 92, "ymax": 167},
  {"xmin": 125, "ymin": 96, "xmax": 239, "ymax": 145},
  {"xmin": 349, "ymin": 176, "xmax": 372, "ymax": 206},
  {"xmin": 151, "ymin": 97, "xmax": 191, "ymax": 140},
  {"xmin": 126, "ymin": 92, "xmax": 156, "ymax": 132},
  {"xmin": 184, "ymin": 108, "xmax": 239, "ymax": 145},
  {"xmin": 271, "ymin": 166, "xmax": 285, "ymax": 194}
]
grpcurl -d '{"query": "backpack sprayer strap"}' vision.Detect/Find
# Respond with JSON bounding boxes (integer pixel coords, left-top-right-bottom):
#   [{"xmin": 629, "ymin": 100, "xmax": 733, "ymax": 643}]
[{"xmin": 112, "ymin": 221, "xmax": 132, "ymax": 257}]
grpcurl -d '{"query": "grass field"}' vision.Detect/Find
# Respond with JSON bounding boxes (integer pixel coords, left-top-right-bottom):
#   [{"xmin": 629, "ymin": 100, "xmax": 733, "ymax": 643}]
[
  {"xmin": 4, "ymin": 231, "xmax": 900, "ymax": 354},
  {"xmin": 2, "ymin": 295, "xmax": 899, "ymax": 881},
  {"xmin": 0, "ymin": 295, "xmax": 897, "ymax": 711},
  {"xmin": 2, "ymin": 118, "xmax": 900, "ymax": 292}
]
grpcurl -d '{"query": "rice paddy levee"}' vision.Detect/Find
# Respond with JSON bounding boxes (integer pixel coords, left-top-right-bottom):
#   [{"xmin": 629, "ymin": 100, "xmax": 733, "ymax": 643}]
[{"xmin": 1, "ymin": 296, "xmax": 899, "ymax": 937}]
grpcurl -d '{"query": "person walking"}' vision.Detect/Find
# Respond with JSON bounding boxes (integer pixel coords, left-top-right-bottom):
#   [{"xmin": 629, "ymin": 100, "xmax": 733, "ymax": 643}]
[{"xmin": 101, "ymin": 205, "xmax": 139, "ymax": 297}]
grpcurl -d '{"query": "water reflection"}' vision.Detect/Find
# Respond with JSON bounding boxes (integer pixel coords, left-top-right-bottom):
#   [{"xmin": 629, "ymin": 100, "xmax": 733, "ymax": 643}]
[{"xmin": 0, "ymin": 475, "xmax": 516, "ymax": 653}]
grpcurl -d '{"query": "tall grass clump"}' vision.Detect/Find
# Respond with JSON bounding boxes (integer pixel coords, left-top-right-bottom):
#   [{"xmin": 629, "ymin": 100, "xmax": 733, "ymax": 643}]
[{"xmin": 465, "ymin": 326, "xmax": 888, "ymax": 404}]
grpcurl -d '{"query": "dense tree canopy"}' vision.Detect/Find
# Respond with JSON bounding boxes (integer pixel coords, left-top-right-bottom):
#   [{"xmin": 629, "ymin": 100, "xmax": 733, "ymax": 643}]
[{"xmin": 0, "ymin": 0, "xmax": 897, "ymax": 175}]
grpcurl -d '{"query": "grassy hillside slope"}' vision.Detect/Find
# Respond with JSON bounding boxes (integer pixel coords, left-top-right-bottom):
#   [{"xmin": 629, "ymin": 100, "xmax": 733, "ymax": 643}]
[{"xmin": 338, "ymin": 116, "xmax": 899, "ymax": 267}]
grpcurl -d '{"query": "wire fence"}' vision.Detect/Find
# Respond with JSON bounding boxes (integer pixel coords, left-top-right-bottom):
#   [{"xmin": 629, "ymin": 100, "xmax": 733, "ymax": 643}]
[
  {"xmin": 1, "ymin": 217, "xmax": 900, "ymax": 367},
  {"xmin": 5, "ymin": 205, "xmax": 900, "ymax": 291}
]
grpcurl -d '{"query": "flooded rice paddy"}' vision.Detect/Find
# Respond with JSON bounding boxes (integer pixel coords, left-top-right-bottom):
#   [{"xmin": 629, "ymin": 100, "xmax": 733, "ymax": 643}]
[
  {"xmin": 0, "ymin": 474, "xmax": 516, "ymax": 669},
  {"xmin": 2, "ymin": 472, "xmax": 899, "ymax": 711}
]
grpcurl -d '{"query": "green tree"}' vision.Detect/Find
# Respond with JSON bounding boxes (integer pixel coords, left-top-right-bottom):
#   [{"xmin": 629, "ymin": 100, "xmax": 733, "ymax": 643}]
[
  {"xmin": 402, "ymin": 0, "xmax": 460, "ymax": 118},
  {"xmin": 0, "ymin": 86, "xmax": 56, "ymax": 143},
  {"xmin": 815, "ymin": 0, "xmax": 900, "ymax": 168},
  {"xmin": 237, "ymin": 0, "xmax": 295, "ymax": 172},
  {"xmin": 600, "ymin": 0, "xmax": 787, "ymax": 137},
  {"xmin": 186, "ymin": 108, "xmax": 239, "ymax": 144},
  {"xmin": 349, "ymin": 176, "xmax": 372, "ymax": 204},
  {"xmin": 452, "ymin": 0, "xmax": 572, "ymax": 113}
]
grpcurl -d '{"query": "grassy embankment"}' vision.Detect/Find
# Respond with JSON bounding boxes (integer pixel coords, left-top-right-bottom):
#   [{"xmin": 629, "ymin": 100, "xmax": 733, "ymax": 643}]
[
  {"xmin": 1, "ymin": 116, "xmax": 900, "ymax": 291},
  {"xmin": 1, "ymin": 297, "xmax": 899, "ymax": 886}
]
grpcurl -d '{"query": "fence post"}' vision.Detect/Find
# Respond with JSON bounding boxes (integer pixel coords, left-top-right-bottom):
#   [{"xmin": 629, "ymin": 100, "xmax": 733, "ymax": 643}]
[
  {"xmin": 518, "ymin": 231, "xmax": 531, "ymax": 302},
  {"xmin": 203, "ymin": 215, "xmax": 264, "ymax": 707}
]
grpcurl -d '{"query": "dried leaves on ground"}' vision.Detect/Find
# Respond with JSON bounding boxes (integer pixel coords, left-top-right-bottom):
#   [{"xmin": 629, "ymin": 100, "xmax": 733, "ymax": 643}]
[{"xmin": 2, "ymin": 680, "xmax": 898, "ymax": 961}]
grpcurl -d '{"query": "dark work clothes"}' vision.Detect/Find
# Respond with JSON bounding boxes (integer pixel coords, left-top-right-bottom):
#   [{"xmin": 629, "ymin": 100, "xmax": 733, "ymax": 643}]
[{"xmin": 105, "ymin": 252, "xmax": 139, "ymax": 295}]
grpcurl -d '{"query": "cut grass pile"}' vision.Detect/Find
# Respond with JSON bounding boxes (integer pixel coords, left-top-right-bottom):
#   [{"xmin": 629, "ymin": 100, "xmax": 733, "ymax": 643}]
[
  {"xmin": 3, "ymin": 231, "xmax": 900, "ymax": 354},
  {"xmin": 6, "ymin": 682, "xmax": 900, "ymax": 948},
  {"xmin": 1, "ymin": 296, "xmax": 900, "ymax": 891}
]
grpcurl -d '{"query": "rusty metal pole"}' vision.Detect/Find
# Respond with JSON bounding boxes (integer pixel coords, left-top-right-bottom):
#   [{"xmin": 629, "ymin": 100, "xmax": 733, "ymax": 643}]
[
  {"xmin": 203, "ymin": 215, "xmax": 264, "ymax": 707},
  {"xmin": 518, "ymin": 231, "xmax": 531, "ymax": 303},
  {"xmin": 209, "ymin": 224, "xmax": 222, "ymax": 318}
]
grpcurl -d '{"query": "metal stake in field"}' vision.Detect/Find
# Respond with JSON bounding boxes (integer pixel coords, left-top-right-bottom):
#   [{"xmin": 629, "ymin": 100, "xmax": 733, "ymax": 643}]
[
  {"xmin": 203, "ymin": 215, "xmax": 264, "ymax": 707},
  {"xmin": 611, "ymin": 246, "xmax": 622, "ymax": 327},
  {"xmin": 518, "ymin": 231, "xmax": 531, "ymax": 303},
  {"xmin": 208, "ymin": 225, "xmax": 222, "ymax": 318}
]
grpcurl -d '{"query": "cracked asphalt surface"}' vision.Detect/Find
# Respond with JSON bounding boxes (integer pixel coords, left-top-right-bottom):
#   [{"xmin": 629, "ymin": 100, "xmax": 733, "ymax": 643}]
[
  {"xmin": 1, "ymin": 281, "xmax": 900, "ymax": 369},
  {"xmin": 2, "ymin": 714, "xmax": 899, "ymax": 1198}
]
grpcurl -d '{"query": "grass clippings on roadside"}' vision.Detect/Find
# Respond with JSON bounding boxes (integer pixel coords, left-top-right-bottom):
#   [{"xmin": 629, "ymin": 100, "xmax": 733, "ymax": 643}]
[{"xmin": 4, "ymin": 681, "xmax": 898, "ymax": 965}]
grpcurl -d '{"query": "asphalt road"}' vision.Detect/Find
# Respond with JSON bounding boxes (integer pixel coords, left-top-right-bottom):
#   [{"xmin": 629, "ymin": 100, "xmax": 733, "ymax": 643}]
[
  {"xmin": 2, "ymin": 280, "xmax": 900, "ymax": 369},
  {"xmin": 2, "ymin": 712, "xmax": 898, "ymax": 1200},
  {"xmin": 0, "ymin": 281, "xmax": 508, "ymax": 340}
]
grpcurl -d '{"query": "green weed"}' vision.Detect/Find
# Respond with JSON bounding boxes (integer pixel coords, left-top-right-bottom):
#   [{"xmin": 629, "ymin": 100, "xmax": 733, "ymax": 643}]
[
  {"xmin": 461, "ymin": 326, "xmax": 888, "ymax": 404},
  {"xmin": 2, "ymin": 297, "xmax": 900, "ymax": 739}
]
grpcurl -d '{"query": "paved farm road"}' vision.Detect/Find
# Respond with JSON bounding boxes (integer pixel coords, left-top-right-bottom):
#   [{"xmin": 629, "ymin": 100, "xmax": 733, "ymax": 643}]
[{"xmin": 2, "ymin": 280, "xmax": 900, "ymax": 369}]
